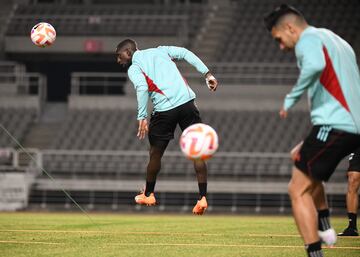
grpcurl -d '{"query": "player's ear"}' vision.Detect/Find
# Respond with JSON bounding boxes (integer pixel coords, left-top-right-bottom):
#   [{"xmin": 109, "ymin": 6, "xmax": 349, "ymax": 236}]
[
  {"xmin": 286, "ymin": 23, "xmax": 296, "ymax": 34},
  {"xmin": 126, "ymin": 48, "xmax": 132, "ymax": 57}
]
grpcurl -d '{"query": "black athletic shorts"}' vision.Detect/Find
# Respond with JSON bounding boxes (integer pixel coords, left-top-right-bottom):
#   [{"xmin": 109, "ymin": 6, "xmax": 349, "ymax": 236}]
[
  {"xmin": 348, "ymin": 149, "xmax": 360, "ymax": 172},
  {"xmin": 295, "ymin": 125, "xmax": 360, "ymax": 181},
  {"xmin": 148, "ymin": 100, "xmax": 201, "ymax": 149}
]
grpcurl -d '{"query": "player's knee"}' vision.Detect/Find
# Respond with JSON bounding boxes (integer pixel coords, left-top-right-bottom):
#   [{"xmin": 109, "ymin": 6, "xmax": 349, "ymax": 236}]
[
  {"xmin": 149, "ymin": 147, "xmax": 165, "ymax": 160},
  {"xmin": 287, "ymin": 181, "xmax": 298, "ymax": 199},
  {"xmin": 348, "ymin": 173, "xmax": 360, "ymax": 192},
  {"xmin": 288, "ymin": 180, "xmax": 311, "ymax": 200}
]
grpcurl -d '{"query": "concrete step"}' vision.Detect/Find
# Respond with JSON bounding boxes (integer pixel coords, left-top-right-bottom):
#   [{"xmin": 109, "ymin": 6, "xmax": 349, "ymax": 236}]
[
  {"xmin": 23, "ymin": 123, "xmax": 60, "ymax": 149},
  {"xmin": 22, "ymin": 103, "xmax": 68, "ymax": 149},
  {"xmin": 40, "ymin": 103, "xmax": 68, "ymax": 123},
  {"xmin": 190, "ymin": 2, "xmax": 236, "ymax": 62}
]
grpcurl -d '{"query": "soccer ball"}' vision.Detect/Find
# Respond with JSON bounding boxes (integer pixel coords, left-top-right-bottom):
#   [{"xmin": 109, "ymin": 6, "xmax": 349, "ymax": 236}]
[
  {"xmin": 180, "ymin": 123, "xmax": 219, "ymax": 160},
  {"xmin": 30, "ymin": 22, "xmax": 56, "ymax": 47}
]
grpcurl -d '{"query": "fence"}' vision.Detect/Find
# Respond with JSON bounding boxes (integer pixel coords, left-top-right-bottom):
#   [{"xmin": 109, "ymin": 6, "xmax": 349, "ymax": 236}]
[
  {"xmin": 27, "ymin": 149, "xmax": 348, "ymax": 213},
  {"xmin": 0, "ymin": 62, "xmax": 47, "ymax": 111},
  {"xmin": 69, "ymin": 63, "xmax": 299, "ymax": 96}
]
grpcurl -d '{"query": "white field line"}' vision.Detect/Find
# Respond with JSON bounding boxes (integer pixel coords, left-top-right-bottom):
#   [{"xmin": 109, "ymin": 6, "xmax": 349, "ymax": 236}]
[
  {"xmin": 0, "ymin": 229, "xmax": 221, "ymax": 236},
  {"xmin": 0, "ymin": 236, "xmax": 358, "ymax": 250},
  {"xmin": 110, "ymin": 243, "xmax": 360, "ymax": 250},
  {"xmin": 2, "ymin": 230, "xmax": 359, "ymax": 239},
  {"xmin": 0, "ymin": 240, "xmax": 63, "ymax": 245}
]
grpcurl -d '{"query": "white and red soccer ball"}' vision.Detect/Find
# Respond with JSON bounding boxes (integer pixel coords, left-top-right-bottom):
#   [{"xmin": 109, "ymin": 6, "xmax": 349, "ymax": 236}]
[
  {"xmin": 30, "ymin": 22, "xmax": 56, "ymax": 47},
  {"xmin": 180, "ymin": 123, "xmax": 219, "ymax": 160}
]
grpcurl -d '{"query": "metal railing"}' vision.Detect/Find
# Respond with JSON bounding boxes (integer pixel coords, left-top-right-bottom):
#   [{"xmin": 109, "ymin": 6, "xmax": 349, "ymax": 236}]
[
  {"xmin": 182, "ymin": 62, "xmax": 299, "ymax": 85},
  {"xmin": 70, "ymin": 63, "xmax": 298, "ymax": 96},
  {"xmin": 28, "ymin": 149, "xmax": 346, "ymax": 213},
  {"xmin": 38, "ymin": 149, "xmax": 347, "ymax": 192},
  {"xmin": 0, "ymin": 71, "xmax": 47, "ymax": 108},
  {"xmin": 0, "ymin": 148, "xmax": 42, "ymax": 169},
  {"xmin": 0, "ymin": 147, "xmax": 42, "ymax": 211},
  {"xmin": 71, "ymin": 72, "xmax": 127, "ymax": 95},
  {"xmin": 0, "ymin": 148, "xmax": 348, "ymax": 212}
]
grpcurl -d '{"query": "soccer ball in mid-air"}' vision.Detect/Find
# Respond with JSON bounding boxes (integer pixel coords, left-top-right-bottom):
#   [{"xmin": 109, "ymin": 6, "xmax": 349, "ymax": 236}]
[
  {"xmin": 180, "ymin": 123, "xmax": 219, "ymax": 160},
  {"xmin": 30, "ymin": 22, "xmax": 56, "ymax": 47}
]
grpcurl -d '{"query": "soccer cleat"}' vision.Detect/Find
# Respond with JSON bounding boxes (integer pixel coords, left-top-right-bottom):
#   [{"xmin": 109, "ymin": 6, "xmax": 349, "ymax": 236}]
[
  {"xmin": 337, "ymin": 227, "xmax": 359, "ymax": 236},
  {"xmin": 134, "ymin": 192, "xmax": 156, "ymax": 206},
  {"xmin": 318, "ymin": 228, "xmax": 337, "ymax": 246},
  {"xmin": 192, "ymin": 196, "xmax": 208, "ymax": 215}
]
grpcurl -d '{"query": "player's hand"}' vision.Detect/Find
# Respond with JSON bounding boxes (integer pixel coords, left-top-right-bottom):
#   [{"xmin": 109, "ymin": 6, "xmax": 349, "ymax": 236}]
[
  {"xmin": 137, "ymin": 119, "xmax": 148, "ymax": 139},
  {"xmin": 279, "ymin": 108, "xmax": 288, "ymax": 119},
  {"xmin": 205, "ymin": 72, "xmax": 218, "ymax": 92},
  {"xmin": 290, "ymin": 141, "xmax": 303, "ymax": 161}
]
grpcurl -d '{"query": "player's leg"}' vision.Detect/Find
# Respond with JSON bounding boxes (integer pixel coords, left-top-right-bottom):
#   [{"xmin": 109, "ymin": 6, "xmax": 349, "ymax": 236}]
[
  {"xmin": 338, "ymin": 171, "xmax": 360, "ymax": 236},
  {"xmin": 134, "ymin": 144, "xmax": 167, "ymax": 206},
  {"xmin": 144, "ymin": 145, "xmax": 167, "ymax": 194},
  {"xmin": 339, "ymin": 151, "xmax": 360, "ymax": 236},
  {"xmin": 289, "ymin": 126, "xmax": 359, "ymax": 256},
  {"xmin": 311, "ymin": 182, "xmax": 337, "ymax": 245},
  {"xmin": 178, "ymin": 100, "xmax": 208, "ymax": 214},
  {"xmin": 135, "ymin": 110, "xmax": 177, "ymax": 206},
  {"xmin": 192, "ymin": 158, "xmax": 208, "ymax": 215},
  {"xmin": 288, "ymin": 168, "xmax": 320, "ymax": 245},
  {"xmin": 291, "ymin": 140, "xmax": 335, "ymax": 240}
]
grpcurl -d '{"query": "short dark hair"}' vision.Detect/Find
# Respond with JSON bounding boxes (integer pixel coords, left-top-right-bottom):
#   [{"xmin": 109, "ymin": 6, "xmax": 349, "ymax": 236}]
[
  {"xmin": 116, "ymin": 38, "xmax": 137, "ymax": 53},
  {"xmin": 264, "ymin": 4, "xmax": 304, "ymax": 31}
]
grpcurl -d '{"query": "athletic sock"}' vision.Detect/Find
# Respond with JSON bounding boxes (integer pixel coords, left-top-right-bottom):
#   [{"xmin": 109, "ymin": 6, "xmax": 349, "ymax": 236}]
[
  {"xmin": 198, "ymin": 183, "xmax": 207, "ymax": 198},
  {"xmin": 305, "ymin": 241, "xmax": 323, "ymax": 257},
  {"xmin": 318, "ymin": 209, "xmax": 331, "ymax": 231},
  {"xmin": 348, "ymin": 212, "xmax": 357, "ymax": 229},
  {"xmin": 145, "ymin": 181, "xmax": 156, "ymax": 196}
]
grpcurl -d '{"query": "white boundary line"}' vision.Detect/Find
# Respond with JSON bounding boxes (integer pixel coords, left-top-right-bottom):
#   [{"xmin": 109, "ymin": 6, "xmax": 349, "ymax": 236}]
[
  {"xmin": 0, "ymin": 229, "xmax": 221, "ymax": 236},
  {"xmin": 110, "ymin": 243, "xmax": 360, "ymax": 250},
  {"xmin": 0, "ymin": 240, "xmax": 63, "ymax": 245},
  {"xmin": 1, "ymin": 240, "xmax": 359, "ymax": 250},
  {"xmin": 2, "ymin": 230, "xmax": 360, "ymax": 239}
]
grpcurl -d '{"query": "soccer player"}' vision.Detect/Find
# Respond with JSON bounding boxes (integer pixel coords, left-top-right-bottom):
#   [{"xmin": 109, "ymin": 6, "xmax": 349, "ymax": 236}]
[
  {"xmin": 264, "ymin": 4, "xmax": 360, "ymax": 257},
  {"xmin": 291, "ymin": 144, "xmax": 359, "ymax": 237},
  {"xmin": 338, "ymin": 152, "xmax": 359, "ymax": 236},
  {"xmin": 115, "ymin": 39, "xmax": 218, "ymax": 215}
]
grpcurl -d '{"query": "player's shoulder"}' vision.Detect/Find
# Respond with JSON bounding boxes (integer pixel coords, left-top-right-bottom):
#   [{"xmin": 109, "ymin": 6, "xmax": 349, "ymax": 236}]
[
  {"xmin": 127, "ymin": 64, "xmax": 142, "ymax": 76},
  {"xmin": 296, "ymin": 27, "xmax": 323, "ymax": 50},
  {"xmin": 300, "ymin": 27, "xmax": 322, "ymax": 41},
  {"xmin": 156, "ymin": 46, "xmax": 171, "ymax": 53}
]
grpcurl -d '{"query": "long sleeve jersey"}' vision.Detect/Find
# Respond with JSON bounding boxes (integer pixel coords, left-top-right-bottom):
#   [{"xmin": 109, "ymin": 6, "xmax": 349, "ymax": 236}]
[
  {"xmin": 127, "ymin": 46, "xmax": 209, "ymax": 120},
  {"xmin": 283, "ymin": 26, "xmax": 360, "ymax": 134}
]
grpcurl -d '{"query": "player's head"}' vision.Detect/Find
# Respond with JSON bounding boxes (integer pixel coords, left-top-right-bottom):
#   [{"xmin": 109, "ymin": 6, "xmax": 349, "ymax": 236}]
[
  {"xmin": 264, "ymin": 4, "xmax": 307, "ymax": 51},
  {"xmin": 115, "ymin": 39, "xmax": 138, "ymax": 66}
]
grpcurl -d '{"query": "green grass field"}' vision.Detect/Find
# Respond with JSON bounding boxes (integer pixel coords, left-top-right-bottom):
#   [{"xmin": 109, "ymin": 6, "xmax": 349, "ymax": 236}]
[{"xmin": 0, "ymin": 212, "xmax": 359, "ymax": 257}]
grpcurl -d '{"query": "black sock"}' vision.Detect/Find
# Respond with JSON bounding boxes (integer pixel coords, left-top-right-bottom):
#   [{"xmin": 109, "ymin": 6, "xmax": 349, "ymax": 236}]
[
  {"xmin": 145, "ymin": 181, "xmax": 156, "ymax": 196},
  {"xmin": 318, "ymin": 209, "xmax": 331, "ymax": 231},
  {"xmin": 348, "ymin": 212, "xmax": 357, "ymax": 229},
  {"xmin": 305, "ymin": 241, "xmax": 323, "ymax": 257},
  {"xmin": 198, "ymin": 183, "xmax": 207, "ymax": 198}
]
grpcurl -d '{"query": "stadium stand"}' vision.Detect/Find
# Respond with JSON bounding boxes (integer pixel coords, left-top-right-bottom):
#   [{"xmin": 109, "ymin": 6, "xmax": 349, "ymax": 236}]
[
  {"xmin": 50, "ymin": 109, "xmax": 310, "ymax": 152},
  {"xmin": 1, "ymin": 0, "xmax": 356, "ymax": 213},
  {"xmin": 0, "ymin": 107, "xmax": 37, "ymax": 148},
  {"xmin": 218, "ymin": 0, "xmax": 360, "ymax": 62},
  {"xmin": 6, "ymin": 3, "xmax": 205, "ymax": 42}
]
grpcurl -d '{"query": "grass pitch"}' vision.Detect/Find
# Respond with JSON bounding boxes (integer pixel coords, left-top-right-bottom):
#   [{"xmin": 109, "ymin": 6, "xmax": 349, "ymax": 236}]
[{"xmin": 0, "ymin": 212, "xmax": 359, "ymax": 257}]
